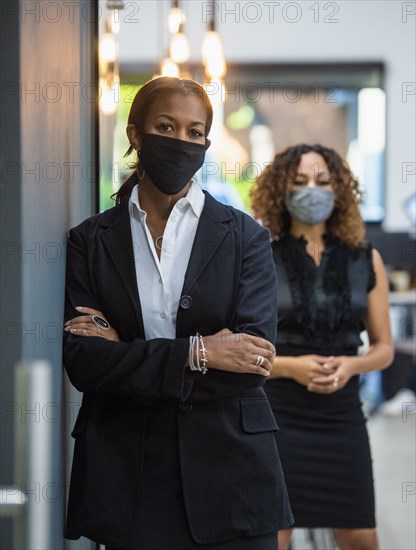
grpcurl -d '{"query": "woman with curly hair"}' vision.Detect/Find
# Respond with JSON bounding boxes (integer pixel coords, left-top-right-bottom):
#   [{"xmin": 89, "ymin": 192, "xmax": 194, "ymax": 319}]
[{"xmin": 251, "ymin": 144, "xmax": 393, "ymax": 550}]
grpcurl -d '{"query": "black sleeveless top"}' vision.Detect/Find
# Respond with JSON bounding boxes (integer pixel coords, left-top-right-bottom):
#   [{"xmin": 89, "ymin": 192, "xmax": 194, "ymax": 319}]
[{"xmin": 273, "ymin": 234, "xmax": 376, "ymax": 356}]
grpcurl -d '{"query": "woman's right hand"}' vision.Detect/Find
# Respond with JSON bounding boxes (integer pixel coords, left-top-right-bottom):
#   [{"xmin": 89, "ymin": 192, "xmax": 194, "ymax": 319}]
[
  {"xmin": 204, "ymin": 329, "xmax": 276, "ymax": 377},
  {"xmin": 286, "ymin": 355, "xmax": 336, "ymax": 386}
]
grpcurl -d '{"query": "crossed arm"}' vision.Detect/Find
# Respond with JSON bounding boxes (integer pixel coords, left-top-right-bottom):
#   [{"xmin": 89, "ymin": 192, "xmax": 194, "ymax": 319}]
[{"xmin": 63, "ymin": 223, "xmax": 278, "ymax": 403}]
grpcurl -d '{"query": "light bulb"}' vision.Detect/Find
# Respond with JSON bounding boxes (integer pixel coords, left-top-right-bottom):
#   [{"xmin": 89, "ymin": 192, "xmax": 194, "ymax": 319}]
[
  {"xmin": 201, "ymin": 31, "xmax": 226, "ymax": 79},
  {"xmin": 160, "ymin": 57, "xmax": 180, "ymax": 78},
  {"xmin": 100, "ymin": 77, "xmax": 120, "ymax": 115},
  {"xmin": 100, "ymin": 32, "xmax": 117, "ymax": 63},
  {"xmin": 110, "ymin": 9, "xmax": 120, "ymax": 34},
  {"xmin": 168, "ymin": 6, "xmax": 186, "ymax": 34},
  {"xmin": 169, "ymin": 32, "xmax": 190, "ymax": 64}
]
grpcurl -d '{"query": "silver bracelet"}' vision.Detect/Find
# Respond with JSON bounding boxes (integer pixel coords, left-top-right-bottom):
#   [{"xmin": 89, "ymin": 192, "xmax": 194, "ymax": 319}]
[
  {"xmin": 188, "ymin": 333, "xmax": 208, "ymax": 375},
  {"xmin": 198, "ymin": 334, "xmax": 208, "ymax": 374},
  {"xmin": 188, "ymin": 335, "xmax": 194, "ymax": 370},
  {"xmin": 195, "ymin": 332, "xmax": 200, "ymax": 370}
]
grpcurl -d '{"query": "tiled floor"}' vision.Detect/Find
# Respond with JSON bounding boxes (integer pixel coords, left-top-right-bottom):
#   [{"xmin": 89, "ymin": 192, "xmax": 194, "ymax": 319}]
[
  {"xmin": 291, "ymin": 411, "xmax": 416, "ymax": 550},
  {"xmin": 94, "ymin": 401, "xmax": 416, "ymax": 550},
  {"xmin": 370, "ymin": 413, "xmax": 416, "ymax": 550}
]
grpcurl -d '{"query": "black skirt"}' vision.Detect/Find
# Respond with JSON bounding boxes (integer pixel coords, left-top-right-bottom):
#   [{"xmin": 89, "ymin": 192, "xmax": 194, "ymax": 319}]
[
  {"xmin": 107, "ymin": 405, "xmax": 278, "ymax": 550},
  {"xmin": 265, "ymin": 374, "xmax": 375, "ymax": 529}
]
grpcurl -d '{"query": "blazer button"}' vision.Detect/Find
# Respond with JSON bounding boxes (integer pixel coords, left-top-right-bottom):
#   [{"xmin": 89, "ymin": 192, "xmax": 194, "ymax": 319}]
[
  {"xmin": 178, "ymin": 404, "xmax": 192, "ymax": 414},
  {"xmin": 179, "ymin": 295, "xmax": 192, "ymax": 310}
]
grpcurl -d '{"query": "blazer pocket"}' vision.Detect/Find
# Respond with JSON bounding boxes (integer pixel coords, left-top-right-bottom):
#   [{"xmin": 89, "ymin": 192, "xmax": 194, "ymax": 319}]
[
  {"xmin": 71, "ymin": 405, "xmax": 89, "ymax": 439},
  {"xmin": 240, "ymin": 397, "xmax": 279, "ymax": 433}
]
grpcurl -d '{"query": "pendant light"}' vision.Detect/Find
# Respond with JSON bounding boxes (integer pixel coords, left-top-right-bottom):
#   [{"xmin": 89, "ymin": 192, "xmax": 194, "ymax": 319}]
[
  {"xmin": 201, "ymin": 1, "xmax": 227, "ymax": 79},
  {"xmin": 168, "ymin": 0, "xmax": 186, "ymax": 34}
]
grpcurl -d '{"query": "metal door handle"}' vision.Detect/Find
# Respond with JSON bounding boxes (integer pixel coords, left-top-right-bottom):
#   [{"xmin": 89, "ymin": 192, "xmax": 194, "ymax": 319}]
[{"xmin": 14, "ymin": 360, "xmax": 54, "ymax": 549}]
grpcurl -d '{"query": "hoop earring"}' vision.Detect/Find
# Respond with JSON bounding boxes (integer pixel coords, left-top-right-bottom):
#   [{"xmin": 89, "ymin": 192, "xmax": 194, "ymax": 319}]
[{"xmin": 137, "ymin": 163, "xmax": 145, "ymax": 180}]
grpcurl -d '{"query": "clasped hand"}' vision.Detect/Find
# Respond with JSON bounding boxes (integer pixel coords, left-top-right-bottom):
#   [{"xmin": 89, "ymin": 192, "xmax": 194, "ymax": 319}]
[{"xmin": 293, "ymin": 354, "xmax": 354, "ymax": 394}]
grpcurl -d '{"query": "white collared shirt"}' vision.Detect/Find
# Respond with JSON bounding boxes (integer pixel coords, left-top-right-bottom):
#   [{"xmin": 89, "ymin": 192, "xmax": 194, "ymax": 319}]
[{"xmin": 129, "ymin": 181, "xmax": 205, "ymax": 340}]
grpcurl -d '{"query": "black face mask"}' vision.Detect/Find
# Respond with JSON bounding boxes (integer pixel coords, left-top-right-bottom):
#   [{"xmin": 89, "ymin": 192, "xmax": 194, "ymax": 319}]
[{"xmin": 138, "ymin": 133, "xmax": 208, "ymax": 195}]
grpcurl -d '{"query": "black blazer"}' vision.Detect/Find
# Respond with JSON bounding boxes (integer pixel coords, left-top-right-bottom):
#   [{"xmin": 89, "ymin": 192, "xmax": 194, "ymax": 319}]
[{"xmin": 63, "ymin": 191, "xmax": 293, "ymax": 546}]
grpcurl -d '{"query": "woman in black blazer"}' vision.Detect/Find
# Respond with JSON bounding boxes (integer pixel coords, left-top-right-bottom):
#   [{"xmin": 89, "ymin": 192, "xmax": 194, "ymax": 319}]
[{"xmin": 63, "ymin": 77, "xmax": 293, "ymax": 549}]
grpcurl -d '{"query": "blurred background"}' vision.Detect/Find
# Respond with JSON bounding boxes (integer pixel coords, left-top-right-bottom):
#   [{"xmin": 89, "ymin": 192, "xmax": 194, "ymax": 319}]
[{"xmin": 0, "ymin": 1, "xmax": 415, "ymax": 548}]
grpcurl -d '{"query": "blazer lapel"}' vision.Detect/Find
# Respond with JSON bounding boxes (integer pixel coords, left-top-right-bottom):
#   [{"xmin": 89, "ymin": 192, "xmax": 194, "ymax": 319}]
[
  {"xmin": 99, "ymin": 191, "xmax": 231, "ymax": 336},
  {"xmin": 100, "ymin": 199, "xmax": 145, "ymax": 335},
  {"xmin": 182, "ymin": 192, "xmax": 232, "ymax": 295}
]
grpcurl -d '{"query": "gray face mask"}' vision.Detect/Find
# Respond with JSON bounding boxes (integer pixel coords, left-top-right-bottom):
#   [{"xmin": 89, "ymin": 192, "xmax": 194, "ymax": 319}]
[{"xmin": 285, "ymin": 187, "xmax": 335, "ymax": 225}]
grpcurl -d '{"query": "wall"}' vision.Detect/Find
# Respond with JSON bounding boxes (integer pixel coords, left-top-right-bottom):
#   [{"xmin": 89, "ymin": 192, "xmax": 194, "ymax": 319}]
[
  {"xmin": 1, "ymin": 0, "xmax": 96, "ymax": 548},
  {"xmin": 118, "ymin": 0, "xmax": 416, "ymax": 232}
]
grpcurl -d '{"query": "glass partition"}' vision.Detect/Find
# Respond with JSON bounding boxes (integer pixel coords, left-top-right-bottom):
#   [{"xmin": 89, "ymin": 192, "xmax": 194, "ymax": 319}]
[{"xmin": 99, "ymin": 63, "xmax": 386, "ymax": 221}]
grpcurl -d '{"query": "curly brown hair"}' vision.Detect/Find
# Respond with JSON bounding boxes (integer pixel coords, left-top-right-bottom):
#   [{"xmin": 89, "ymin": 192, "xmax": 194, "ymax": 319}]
[{"xmin": 250, "ymin": 144, "xmax": 365, "ymax": 248}]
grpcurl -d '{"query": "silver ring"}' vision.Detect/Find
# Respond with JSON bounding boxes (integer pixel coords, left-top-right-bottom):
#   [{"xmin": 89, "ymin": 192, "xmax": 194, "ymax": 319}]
[
  {"xmin": 256, "ymin": 355, "xmax": 265, "ymax": 367},
  {"xmin": 91, "ymin": 315, "xmax": 110, "ymax": 331}
]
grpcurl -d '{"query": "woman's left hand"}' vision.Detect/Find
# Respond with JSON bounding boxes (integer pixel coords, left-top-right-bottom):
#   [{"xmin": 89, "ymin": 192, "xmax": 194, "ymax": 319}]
[
  {"xmin": 64, "ymin": 306, "xmax": 120, "ymax": 342},
  {"xmin": 306, "ymin": 356, "xmax": 356, "ymax": 394}
]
